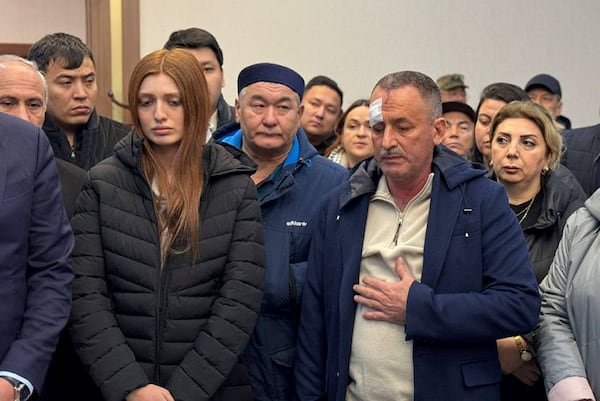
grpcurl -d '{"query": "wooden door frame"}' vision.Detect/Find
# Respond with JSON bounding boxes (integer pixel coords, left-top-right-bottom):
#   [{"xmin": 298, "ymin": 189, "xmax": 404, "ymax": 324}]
[{"xmin": 85, "ymin": 0, "xmax": 139, "ymax": 122}]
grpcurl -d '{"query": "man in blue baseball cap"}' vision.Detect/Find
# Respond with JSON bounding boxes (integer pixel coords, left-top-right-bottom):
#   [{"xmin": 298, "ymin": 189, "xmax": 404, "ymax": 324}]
[
  {"xmin": 213, "ymin": 62, "xmax": 347, "ymax": 401},
  {"xmin": 525, "ymin": 73, "xmax": 572, "ymax": 129}
]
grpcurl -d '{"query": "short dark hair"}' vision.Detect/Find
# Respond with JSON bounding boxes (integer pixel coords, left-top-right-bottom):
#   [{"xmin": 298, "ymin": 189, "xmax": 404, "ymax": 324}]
[
  {"xmin": 373, "ymin": 71, "xmax": 442, "ymax": 121},
  {"xmin": 304, "ymin": 75, "xmax": 343, "ymax": 106},
  {"xmin": 27, "ymin": 32, "xmax": 94, "ymax": 73},
  {"xmin": 164, "ymin": 28, "xmax": 224, "ymax": 67}
]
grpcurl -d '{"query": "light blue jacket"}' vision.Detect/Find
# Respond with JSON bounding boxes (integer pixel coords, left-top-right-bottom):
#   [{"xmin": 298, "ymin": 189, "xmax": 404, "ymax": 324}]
[{"xmin": 535, "ymin": 188, "xmax": 600, "ymax": 397}]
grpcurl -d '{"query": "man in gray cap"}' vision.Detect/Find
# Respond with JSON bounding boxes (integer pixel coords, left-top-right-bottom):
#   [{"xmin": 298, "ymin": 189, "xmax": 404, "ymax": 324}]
[
  {"xmin": 436, "ymin": 73, "xmax": 468, "ymax": 103},
  {"xmin": 213, "ymin": 62, "xmax": 347, "ymax": 401},
  {"xmin": 525, "ymin": 73, "xmax": 572, "ymax": 129}
]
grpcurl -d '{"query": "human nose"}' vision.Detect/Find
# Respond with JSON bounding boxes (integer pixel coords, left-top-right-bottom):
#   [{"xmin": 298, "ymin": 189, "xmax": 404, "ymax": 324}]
[
  {"xmin": 14, "ymin": 103, "xmax": 32, "ymax": 123},
  {"xmin": 72, "ymin": 80, "xmax": 88, "ymax": 99},
  {"xmin": 357, "ymin": 125, "xmax": 369, "ymax": 137},
  {"xmin": 262, "ymin": 105, "xmax": 278, "ymax": 127},
  {"xmin": 506, "ymin": 139, "xmax": 519, "ymax": 157},
  {"xmin": 153, "ymin": 101, "xmax": 166, "ymax": 121},
  {"xmin": 314, "ymin": 105, "xmax": 325, "ymax": 118},
  {"xmin": 380, "ymin": 126, "xmax": 396, "ymax": 149},
  {"xmin": 447, "ymin": 124, "xmax": 459, "ymax": 137}
]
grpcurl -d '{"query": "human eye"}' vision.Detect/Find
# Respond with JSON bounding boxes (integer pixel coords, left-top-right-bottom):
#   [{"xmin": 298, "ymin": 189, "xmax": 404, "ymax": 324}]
[
  {"xmin": 27, "ymin": 100, "xmax": 44, "ymax": 110},
  {"xmin": 202, "ymin": 66, "xmax": 215, "ymax": 74},
  {"xmin": 57, "ymin": 78, "xmax": 72, "ymax": 86},
  {"xmin": 309, "ymin": 100, "xmax": 320, "ymax": 108},
  {"xmin": 138, "ymin": 97, "xmax": 154, "ymax": 107},
  {"xmin": 326, "ymin": 106, "xmax": 337, "ymax": 115},
  {"xmin": 494, "ymin": 135, "xmax": 509, "ymax": 145},
  {"xmin": 458, "ymin": 123, "xmax": 470, "ymax": 132},
  {"xmin": 371, "ymin": 122, "xmax": 385, "ymax": 135},
  {"xmin": 396, "ymin": 123, "xmax": 412, "ymax": 133},
  {"xmin": 478, "ymin": 116, "xmax": 490, "ymax": 126},
  {"xmin": 85, "ymin": 75, "xmax": 96, "ymax": 85},
  {"xmin": 522, "ymin": 138, "xmax": 537, "ymax": 148},
  {"xmin": 0, "ymin": 98, "xmax": 15, "ymax": 107},
  {"xmin": 167, "ymin": 98, "xmax": 182, "ymax": 107},
  {"xmin": 250, "ymin": 102, "xmax": 265, "ymax": 113}
]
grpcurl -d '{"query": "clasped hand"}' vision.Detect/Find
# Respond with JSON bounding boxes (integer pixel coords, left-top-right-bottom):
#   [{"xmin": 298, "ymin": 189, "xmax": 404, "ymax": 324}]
[{"xmin": 126, "ymin": 384, "xmax": 175, "ymax": 401}]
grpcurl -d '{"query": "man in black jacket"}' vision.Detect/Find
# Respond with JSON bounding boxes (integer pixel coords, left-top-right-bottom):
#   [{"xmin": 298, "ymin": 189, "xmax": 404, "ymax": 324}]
[
  {"xmin": 28, "ymin": 32, "xmax": 129, "ymax": 170},
  {"xmin": 164, "ymin": 27, "xmax": 235, "ymax": 141}
]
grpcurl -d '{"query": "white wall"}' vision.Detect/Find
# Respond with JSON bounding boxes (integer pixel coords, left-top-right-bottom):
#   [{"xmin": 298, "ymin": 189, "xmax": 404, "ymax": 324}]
[
  {"xmin": 145, "ymin": 0, "xmax": 595, "ymax": 128},
  {"xmin": 1, "ymin": 0, "xmax": 86, "ymax": 43}
]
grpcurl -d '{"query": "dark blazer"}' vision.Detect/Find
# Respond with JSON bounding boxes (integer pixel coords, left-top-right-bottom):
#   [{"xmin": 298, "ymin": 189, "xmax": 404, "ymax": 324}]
[
  {"xmin": 561, "ymin": 123, "xmax": 600, "ymax": 197},
  {"xmin": 37, "ymin": 160, "xmax": 88, "ymax": 401},
  {"xmin": 0, "ymin": 113, "xmax": 74, "ymax": 392},
  {"xmin": 216, "ymin": 93, "xmax": 236, "ymax": 129},
  {"xmin": 296, "ymin": 147, "xmax": 541, "ymax": 401}
]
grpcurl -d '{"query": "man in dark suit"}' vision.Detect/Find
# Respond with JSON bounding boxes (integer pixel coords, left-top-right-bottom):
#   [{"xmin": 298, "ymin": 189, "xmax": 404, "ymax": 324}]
[{"xmin": 0, "ymin": 112, "xmax": 73, "ymax": 401}]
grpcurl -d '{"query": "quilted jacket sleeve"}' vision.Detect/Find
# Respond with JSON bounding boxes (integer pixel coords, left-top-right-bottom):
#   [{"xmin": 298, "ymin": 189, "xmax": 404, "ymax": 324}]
[
  {"xmin": 68, "ymin": 178, "xmax": 150, "ymax": 401},
  {"xmin": 167, "ymin": 178, "xmax": 265, "ymax": 401},
  {"xmin": 535, "ymin": 209, "xmax": 594, "ymax": 398}
]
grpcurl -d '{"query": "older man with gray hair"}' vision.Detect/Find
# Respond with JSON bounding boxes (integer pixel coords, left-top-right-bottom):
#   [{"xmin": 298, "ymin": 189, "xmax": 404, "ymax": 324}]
[
  {"xmin": 0, "ymin": 55, "xmax": 86, "ymax": 218},
  {"xmin": 296, "ymin": 70, "xmax": 540, "ymax": 401},
  {"xmin": 213, "ymin": 62, "xmax": 347, "ymax": 400}
]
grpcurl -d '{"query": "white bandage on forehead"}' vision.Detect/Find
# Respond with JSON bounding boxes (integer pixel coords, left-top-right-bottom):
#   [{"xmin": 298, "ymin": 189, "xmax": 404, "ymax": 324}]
[{"xmin": 369, "ymin": 97, "xmax": 383, "ymax": 126}]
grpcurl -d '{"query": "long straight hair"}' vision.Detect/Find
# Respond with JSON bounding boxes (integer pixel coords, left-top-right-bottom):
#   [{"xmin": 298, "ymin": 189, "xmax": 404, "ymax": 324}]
[{"xmin": 128, "ymin": 48, "xmax": 210, "ymax": 260}]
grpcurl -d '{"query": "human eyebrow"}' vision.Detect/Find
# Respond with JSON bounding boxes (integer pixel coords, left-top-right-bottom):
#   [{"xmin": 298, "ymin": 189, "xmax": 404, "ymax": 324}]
[{"xmin": 276, "ymin": 97, "xmax": 294, "ymax": 104}]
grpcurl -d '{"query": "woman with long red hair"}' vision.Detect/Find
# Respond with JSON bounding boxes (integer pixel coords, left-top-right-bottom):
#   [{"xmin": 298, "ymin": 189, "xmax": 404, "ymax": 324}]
[{"xmin": 68, "ymin": 48, "xmax": 264, "ymax": 401}]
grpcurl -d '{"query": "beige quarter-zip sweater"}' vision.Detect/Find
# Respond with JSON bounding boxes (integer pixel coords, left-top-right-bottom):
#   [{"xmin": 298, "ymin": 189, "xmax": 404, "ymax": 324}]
[{"xmin": 346, "ymin": 173, "xmax": 433, "ymax": 401}]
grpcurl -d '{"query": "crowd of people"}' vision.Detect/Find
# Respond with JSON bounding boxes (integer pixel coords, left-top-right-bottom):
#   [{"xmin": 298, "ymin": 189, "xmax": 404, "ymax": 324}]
[{"xmin": 1, "ymin": 26, "xmax": 600, "ymax": 401}]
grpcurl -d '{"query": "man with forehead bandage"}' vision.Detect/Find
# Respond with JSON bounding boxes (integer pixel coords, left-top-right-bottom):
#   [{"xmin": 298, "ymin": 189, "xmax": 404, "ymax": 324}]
[{"xmin": 296, "ymin": 71, "xmax": 540, "ymax": 401}]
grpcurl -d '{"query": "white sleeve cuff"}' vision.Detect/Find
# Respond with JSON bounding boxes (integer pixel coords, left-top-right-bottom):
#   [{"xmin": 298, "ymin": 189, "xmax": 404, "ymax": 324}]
[
  {"xmin": 548, "ymin": 376, "xmax": 595, "ymax": 401},
  {"xmin": 0, "ymin": 371, "xmax": 34, "ymax": 399}
]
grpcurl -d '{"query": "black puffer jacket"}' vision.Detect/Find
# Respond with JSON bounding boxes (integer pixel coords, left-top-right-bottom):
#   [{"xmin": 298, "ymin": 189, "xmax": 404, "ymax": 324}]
[
  {"xmin": 523, "ymin": 170, "xmax": 585, "ymax": 282},
  {"xmin": 68, "ymin": 133, "xmax": 265, "ymax": 401}
]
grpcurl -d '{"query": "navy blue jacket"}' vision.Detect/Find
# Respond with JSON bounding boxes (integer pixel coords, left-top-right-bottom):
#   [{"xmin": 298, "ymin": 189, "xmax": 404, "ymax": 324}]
[
  {"xmin": 214, "ymin": 123, "xmax": 347, "ymax": 401},
  {"xmin": 0, "ymin": 113, "xmax": 74, "ymax": 393},
  {"xmin": 296, "ymin": 146, "xmax": 541, "ymax": 401},
  {"xmin": 561, "ymin": 123, "xmax": 600, "ymax": 197}
]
